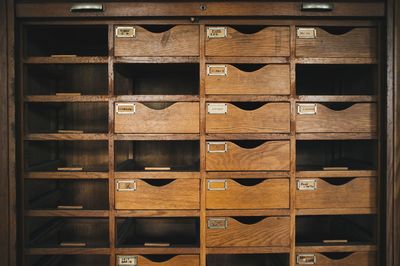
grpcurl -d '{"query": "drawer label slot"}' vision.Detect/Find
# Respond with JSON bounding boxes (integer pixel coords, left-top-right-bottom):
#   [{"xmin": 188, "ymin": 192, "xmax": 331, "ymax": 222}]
[
  {"xmin": 207, "ymin": 27, "xmax": 227, "ymax": 38},
  {"xmin": 208, "ymin": 179, "xmax": 228, "ymax": 191},
  {"xmin": 207, "ymin": 142, "xmax": 228, "ymax": 153},
  {"xmin": 297, "ymin": 28, "xmax": 317, "ymax": 39},
  {"xmin": 116, "ymin": 180, "xmax": 137, "ymax": 192},
  {"xmin": 208, "ymin": 218, "xmax": 228, "ymax": 229},
  {"xmin": 296, "ymin": 254, "xmax": 316, "ymax": 264},
  {"xmin": 117, "ymin": 255, "xmax": 138, "ymax": 266},
  {"xmin": 297, "ymin": 103, "xmax": 317, "ymax": 115},
  {"xmin": 116, "ymin": 26, "xmax": 136, "ymax": 38},
  {"xmin": 116, "ymin": 103, "xmax": 136, "ymax": 115},
  {"xmin": 207, "ymin": 103, "xmax": 228, "ymax": 114},
  {"xmin": 207, "ymin": 65, "xmax": 228, "ymax": 76},
  {"xmin": 297, "ymin": 179, "xmax": 317, "ymax": 191}
]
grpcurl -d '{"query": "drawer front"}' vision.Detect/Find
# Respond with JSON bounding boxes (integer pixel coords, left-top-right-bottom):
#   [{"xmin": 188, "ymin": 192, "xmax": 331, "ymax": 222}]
[
  {"xmin": 296, "ymin": 177, "xmax": 376, "ymax": 209},
  {"xmin": 206, "ymin": 141, "xmax": 290, "ymax": 171},
  {"xmin": 206, "ymin": 102, "xmax": 290, "ymax": 133},
  {"xmin": 296, "ymin": 252, "xmax": 376, "ymax": 266},
  {"xmin": 115, "ymin": 102, "xmax": 199, "ymax": 134},
  {"xmin": 117, "ymin": 255, "xmax": 199, "ymax": 266},
  {"xmin": 205, "ymin": 64, "xmax": 290, "ymax": 95},
  {"xmin": 114, "ymin": 25, "xmax": 199, "ymax": 56},
  {"xmin": 296, "ymin": 103, "xmax": 377, "ymax": 133},
  {"xmin": 206, "ymin": 179, "xmax": 289, "ymax": 209},
  {"xmin": 296, "ymin": 27, "xmax": 377, "ymax": 58},
  {"xmin": 205, "ymin": 26, "xmax": 290, "ymax": 57},
  {"xmin": 206, "ymin": 216, "xmax": 290, "ymax": 247},
  {"xmin": 115, "ymin": 179, "xmax": 200, "ymax": 210}
]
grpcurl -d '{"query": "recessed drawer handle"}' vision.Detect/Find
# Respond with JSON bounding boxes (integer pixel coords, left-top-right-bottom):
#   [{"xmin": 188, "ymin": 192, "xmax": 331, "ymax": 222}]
[
  {"xmin": 70, "ymin": 3, "xmax": 104, "ymax": 12},
  {"xmin": 301, "ymin": 3, "xmax": 333, "ymax": 11}
]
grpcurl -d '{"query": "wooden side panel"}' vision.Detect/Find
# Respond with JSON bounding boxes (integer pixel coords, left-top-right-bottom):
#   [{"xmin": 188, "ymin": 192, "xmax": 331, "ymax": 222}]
[
  {"xmin": 296, "ymin": 103, "xmax": 377, "ymax": 133},
  {"xmin": 206, "ymin": 216, "xmax": 290, "ymax": 247},
  {"xmin": 114, "ymin": 25, "xmax": 199, "ymax": 56},
  {"xmin": 296, "ymin": 178, "xmax": 377, "ymax": 209},
  {"xmin": 206, "ymin": 179, "xmax": 289, "ymax": 209},
  {"xmin": 296, "ymin": 27, "xmax": 377, "ymax": 58},
  {"xmin": 206, "ymin": 103, "xmax": 290, "ymax": 133},
  {"xmin": 205, "ymin": 64, "xmax": 290, "ymax": 95},
  {"xmin": 115, "ymin": 179, "xmax": 200, "ymax": 210},
  {"xmin": 205, "ymin": 26, "xmax": 290, "ymax": 57},
  {"xmin": 205, "ymin": 141, "xmax": 290, "ymax": 171},
  {"xmin": 136, "ymin": 255, "xmax": 200, "ymax": 266},
  {"xmin": 115, "ymin": 102, "xmax": 199, "ymax": 134}
]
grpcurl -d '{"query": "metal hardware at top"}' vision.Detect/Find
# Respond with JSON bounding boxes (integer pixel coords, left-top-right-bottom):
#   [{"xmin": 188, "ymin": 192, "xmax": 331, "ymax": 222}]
[
  {"xmin": 296, "ymin": 254, "xmax": 317, "ymax": 264},
  {"xmin": 116, "ymin": 180, "xmax": 137, "ymax": 192},
  {"xmin": 208, "ymin": 218, "xmax": 228, "ymax": 229},
  {"xmin": 301, "ymin": 3, "xmax": 333, "ymax": 11},
  {"xmin": 297, "ymin": 179, "xmax": 317, "ymax": 191},
  {"xmin": 208, "ymin": 179, "xmax": 228, "ymax": 191},
  {"xmin": 70, "ymin": 3, "xmax": 104, "ymax": 12},
  {"xmin": 116, "ymin": 26, "xmax": 136, "ymax": 38},
  {"xmin": 117, "ymin": 255, "xmax": 138, "ymax": 266},
  {"xmin": 207, "ymin": 142, "xmax": 228, "ymax": 153},
  {"xmin": 297, "ymin": 103, "xmax": 317, "ymax": 115},
  {"xmin": 116, "ymin": 103, "xmax": 136, "ymax": 115},
  {"xmin": 207, "ymin": 27, "xmax": 227, "ymax": 39}
]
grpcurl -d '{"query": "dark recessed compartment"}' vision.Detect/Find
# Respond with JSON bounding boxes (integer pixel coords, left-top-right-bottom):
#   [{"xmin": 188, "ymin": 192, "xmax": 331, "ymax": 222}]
[
  {"xmin": 28, "ymin": 255, "xmax": 109, "ymax": 266},
  {"xmin": 114, "ymin": 64, "xmax": 199, "ymax": 95},
  {"xmin": 115, "ymin": 140, "xmax": 199, "ymax": 172},
  {"xmin": 25, "ymin": 102, "xmax": 108, "ymax": 134},
  {"xmin": 296, "ymin": 215, "xmax": 376, "ymax": 246},
  {"xmin": 25, "ymin": 64, "xmax": 108, "ymax": 95},
  {"xmin": 296, "ymin": 140, "xmax": 377, "ymax": 171},
  {"xmin": 24, "ymin": 25, "xmax": 108, "ymax": 57},
  {"xmin": 296, "ymin": 64, "xmax": 377, "ymax": 95},
  {"xmin": 206, "ymin": 254, "xmax": 289, "ymax": 266},
  {"xmin": 25, "ymin": 179, "xmax": 108, "ymax": 210},
  {"xmin": 116, "ymin": 217, "xmax": 200, "ymax": 248},
  {"xmin": 26, "ymin": 217, "xmax": 109, "ymax": 248},
  {"xmin": 24, "ymin": 141, "xmax": 109, "ymax": 172}
]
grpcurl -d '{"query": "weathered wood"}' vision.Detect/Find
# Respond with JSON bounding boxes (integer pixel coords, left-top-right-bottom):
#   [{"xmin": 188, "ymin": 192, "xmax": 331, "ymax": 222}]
[{"xmin": 295, "ymin": 251, "xmax": 376, "ymax": 266}]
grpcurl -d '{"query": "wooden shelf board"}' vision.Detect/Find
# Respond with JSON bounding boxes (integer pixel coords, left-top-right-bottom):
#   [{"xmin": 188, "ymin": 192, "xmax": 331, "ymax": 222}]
[
  {"xmin": 205, "ymin": 56, "xmax": 289, "ymax": 64},
  {"xmin": 114, "ymin": 134, "xmax": 200, "ymax": 141},
  {"xmin": 296, "ymin": 132, "xmax": 377, "ymax": 140},
  {"xmin": 115, "ymin": 95, "xmax": 200, "ymax": 102},
  {"xmin": 23, "ymin": 56, "xmax": 108, "ymax": 64},
  {"xmin": 24, "ymin": 171, "xmax": 109, "ymax": 179},
  {"xmin": 206, "ymin": 95, "xmax": 290, "ymax": 102},
  {"xmin": 206, "ymin": 133, "xmax": 290, "ymax": 140},
  {"xmin": 206, "ymin": 247, "xmax": 291, "ymax": 254},
  {"xmin": 115, "ymin": 56, "xmax": 199, "ymax": 64},
  {"xmin": 115, "ymin": 247, "xmax": 200, "ymax": 255},
  {"xmin": 115, "ymin": 171, "xmax": 200, "ymax": 179},
  {"xmin": 295, "ymin": 57, "xmax": 378, "ymax": 64},
  {"xmin": 24, "ymin": 133, "xmax": 108, "ymax": 141},
  {"xmin": 24, "ymin": 210, "xmax": 109, "ymax": 217},
  {"xmin": 116, "ymin": 210, "xmax": 200, "ymax": 217},
  {"xmin": 206, "ymin": 171, "xmax": 290, "ymax": 179},
  {"xmin": 296, "ymin": 170, "xmax": 377, "ymax": 178},
  {"xmin": 296, "ymin": 95, "xmax": 377, "ymax": 102},
  {"xmin": 24, "ymin": 95, "xmax": 109, "ymax": 102},
  {"xmin": 206, "ymin": 209, "xmax": 290, "ymax": 217},
  {"xmin": 296, "ymin": 208, "xmax": 377, "ymax": 216},
  {"xmin": 24, "ymin": 248, "xmax": 111, "ymax": 255},
  {"xmin": 295, "ymin": 245, "xmax": 377, "ymax": 253}
]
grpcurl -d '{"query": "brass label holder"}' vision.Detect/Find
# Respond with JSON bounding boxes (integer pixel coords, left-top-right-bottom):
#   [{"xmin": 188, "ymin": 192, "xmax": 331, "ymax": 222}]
[
  {"xmin": 116, "ymin": 180, "xmax": 137, "ymax": 192},
  {"xmin": 208, "ymin": 179, "xmax": 228, "ymax": 191},
  {"xmin": 207, "ymin": 65, "xmax": 228, "ymax": 76},
  {"xmin": 116, "ymin": 26, "xmax": 136, "ymax": 38},
  {"xmin": 297, "ymin": 179, "xmax": 317, "ymax": 191},
  {"xmin": 296, "ymin": 254, "xmax": 317, "ymax": 265},
  {"xmin": 207, "ymin": 103, "xmax": 228, "ymax": 114},
  {"xmin": 117, "ymin": 255, "xmax": 138, "ymax": 266},
  {"xmin": 297, "ymin": 27, "xmax": 317, "ymax": 39},
  {"xmin": 207, "ymin": 141, "xmax": 228, "ymax": 153},
  {"xmin": 297, "ymin": 103, "xmax": 317, "ymax": 115},
  {"xmin": 208, "ymin": 218, "xmax": 228, "ymax": 229},
  {"xmin": 207, "ymin": 27, "xmax": 227, "ymax": 38},
  {"xmin": 116, "ymin": 103, "xmax": 136, "ymax": 115}
]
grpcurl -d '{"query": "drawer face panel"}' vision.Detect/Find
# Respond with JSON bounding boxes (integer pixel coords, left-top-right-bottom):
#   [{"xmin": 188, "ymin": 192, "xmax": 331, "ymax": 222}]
[
  {"xmin": 296, "ymin": 177, "xmax": 376, "ymax": 209},
  {"xmin": 296, "ymin": 27, "xmax": 377, "ymax": 58},
  {"xmin": 206, "ymin": 216, "xmax": 290, "ymax": 247},
  {"xmin": 114, "ymin": 25, "xmax": 199, "ymax": 56},
  {"xmin": 296, "ymin": 103, "xmax": 377, "ymax": 133},
  {"xmin": 205, "ymin": 26, "xmax": 290, "ymax": 57},
  {"xmin": 206, "ymin": 141, "xmax": 290, "ymax": 171},
  {"xmin": 205, "ymin": 64, "xmax": 290, "ymax": 95},
  {"xmin": 117, "ymin": 255, "xmax": 200, "ymax": 266},
  {"xmin": 115, "ymin": 102, "xmax": 199, "ymax": 134},
  {"xmin": 206, "ymin": 102, "xmax": 290, "ymax": 133},
  {"xmin": 296, "ymin": 252, "xmax": 376, "ymax": 266},
  {"xmin": 115, "ymin": 179, "xmax": 200, "ymax": 210},
  {"xmin": 206, "ymin": 178, "xmax": 289, "ymax": 209}
]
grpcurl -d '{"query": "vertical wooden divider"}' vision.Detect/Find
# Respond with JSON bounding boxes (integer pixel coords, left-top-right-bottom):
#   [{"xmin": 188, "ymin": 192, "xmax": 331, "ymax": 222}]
[
  {"xmin": 199, "ymin": 23, "xmax": 207, "ymax": 266},
  {"xmin": 108, "ymin": 23, "xmax": 116, "ymax": 266}
]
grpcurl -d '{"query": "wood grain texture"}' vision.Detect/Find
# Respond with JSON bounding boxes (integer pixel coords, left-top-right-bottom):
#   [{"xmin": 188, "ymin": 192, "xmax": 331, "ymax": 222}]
[
  {"xmin": 205, "ymin": 64, "xmax": 290, "ymax": 95},
  {"xmin": 206, "ymin": 179, "xmax": 289, "ymax": 209},
  {"xmin": 115, "ymin": 179, "xmax": 199, "ymax": 210},
  {"xmin": 133, "ymin": 255, "xmax": 199, "ymax": 266},
  {"xmin": 206, "ymin": 216, "xmax": 290, "ymax": 247},
  {"xmin": 296, "ymin": 27, "xmax": 377, "ymax": 58},
  {"xmin": 296, "ymin": 177, "xmax": 376, "ymax": 209},
  {"xmin": 114, "ymin": 25, "xmax": 199, "ymax": 56},
  {"xmin": 296, "ymin": 103, "xmax": 377, "ymax": 133},
  {"xmin": 206, "ymin": 103, "xmax": 290, "ymax": 133},
  {"xmin": 206, "ymin": 141, "xmax": 290, "ymax": 171},
  {"xmin": 205, "ymin": 26, "xmax": 290, "ymax": 57},
  {"xmin": 115, "ymin": 102, "xmax": 199, "ymax": 134},
  {"xmin": 295, "ymin": 251, "xmax": 376, "ymax": 266}
]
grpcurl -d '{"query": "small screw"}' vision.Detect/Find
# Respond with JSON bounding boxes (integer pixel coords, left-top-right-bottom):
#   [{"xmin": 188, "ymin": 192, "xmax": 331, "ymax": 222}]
[
  {"xmin": 200, "ymin": 4, "xmax": 207, "ymax": 11},
  {"xmin": 190, "ymin": 17, "xmax": 196, "ymax": 23}
]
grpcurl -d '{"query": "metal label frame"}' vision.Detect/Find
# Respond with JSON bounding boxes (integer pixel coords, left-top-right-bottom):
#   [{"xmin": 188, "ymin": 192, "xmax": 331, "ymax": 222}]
[
  {"xmin": 116, "ymin": 103, "xmax": 136, "ymax": 115},
  {"xmin": 115, "ymin": 26, "xmax": 136, "ymax": 38},
  {"xmin": 116, "ymin": 180, "xmax": 137, "ymax": 192},
  {"xmin": 207, "ymin": 103, "xmax": 228, "ymax": 114},
  {"xmin": 297, "ymin": 103, "xmax": 317, "ymax": 115},
  {"xmin": 207, "ymin": 179, "xmax": 228, "ymax": 191},
  {"xmin": 297, "ymin": 27, "xmax": 317, "ymax": 39},
  {"xmin": 207, "ymin": 64, "xmax": 228, "ymax": 76},
  {"xmin": 207, "ymin": 26, "xmax": 228, "ymax": 38},
  {"xmin": 296, "ymin": 254, "xmax": 317, "ymax": 264},
  {"xmin": 117, "ymin": 255, "xmax": 138, "ymax": 266},
  {"xmin": 207, "ymin": 218, "xmax": 228, "ymax": 229},
  {"xmin": 207, "ymin": 141, "xmax": 228, "ymax": 153},
  {"xmin": 297, "ymin": 179, "xmax": 317, "ymax": 191}
]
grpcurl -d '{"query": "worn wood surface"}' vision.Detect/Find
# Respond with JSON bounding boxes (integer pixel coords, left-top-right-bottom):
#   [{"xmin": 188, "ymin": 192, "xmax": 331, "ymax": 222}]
[
  {"xmin": 295, "ymin": 251, "xmax": 376, "ymax": 266},
  {"xmin": 133, "ymin": 255, "xmax": 200, "ymax": 266}
]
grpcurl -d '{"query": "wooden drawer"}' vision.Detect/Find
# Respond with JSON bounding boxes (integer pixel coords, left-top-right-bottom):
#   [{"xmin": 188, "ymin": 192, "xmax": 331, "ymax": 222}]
[
  {"xmin": 296, "ymin": 103, "xmax": 376, "ymax": 133},
  {"xmin": 117, "ymin": 255, "xmax": 199, "ymax": 266},
  {"xmin": 206, "ymin": 102, "xmax": 290, "ymax": 133},
  {"xmin": 206, "ymin": 216, "xmax": 290, "ymax": 247},
  {"xmin": 296, "ymin": 27, "xmax": 377, "ymax": 58},
  {"xmin": 114, "ymin": 25, "xmax": 199, "ymax": 57},
  {"xmin": 296, "ymin": 177, "xmax": 376, "ymax": 209},
  {"xmin": 205, "ymin": 64, "xmax": 290, "ymax": 95},
  {"xmin": 296, "ymin": 251, "xmax": 376, "ymax": 266},
  {"xmin": 205, "ymin": 26, "xmax": 290, "ymax": 57},
  {"xmin": 206, "ymin": 141, "xmax": 290, "ymax": 171},
  {"xmin": 206, "ymin": 178, "xmax": 289, "ymax": 209},
  {"xmin": 115, "ymin": 102, "xmax": 199, "ymax": 134},
  {"xmin": 115, "ymin": 179, "xmax": 200, "ymax": 210}
]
